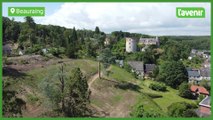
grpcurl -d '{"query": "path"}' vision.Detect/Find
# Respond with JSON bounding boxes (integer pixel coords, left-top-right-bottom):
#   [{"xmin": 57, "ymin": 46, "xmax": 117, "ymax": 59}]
[{"xmin": 88, "ymin": 65, "xmax": 112, "ymax": 117}]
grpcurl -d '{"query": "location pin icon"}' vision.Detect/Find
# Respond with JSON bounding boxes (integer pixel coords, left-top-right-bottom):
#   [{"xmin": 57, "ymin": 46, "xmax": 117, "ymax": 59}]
[{"xmin": 10, "ymin": 8, "xmax": 15, "ymax": 14}]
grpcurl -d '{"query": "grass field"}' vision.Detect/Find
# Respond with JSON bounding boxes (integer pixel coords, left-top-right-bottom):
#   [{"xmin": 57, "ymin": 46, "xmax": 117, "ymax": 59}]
[
  {"xmin": 96, "ymin": 65, "xmax": 196, "ymax": 116},
  {"xmin": 107, "ymin": 65, "xmax": 137, "ymax": 83},
  {"xmin": 139, "ymin": 80, "xmax": 196, "ymax": 112},
  {"xmin": 90, "ymin": 65, "xmax": 166, "ymax": 117}
]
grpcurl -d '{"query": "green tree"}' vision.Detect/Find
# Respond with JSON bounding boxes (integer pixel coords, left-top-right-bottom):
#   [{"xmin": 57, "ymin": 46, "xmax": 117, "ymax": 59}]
[
  {"xmin": 95, "ymin": 26, "xmax": 100, "ymax": 34},
  {"xmin": 64, "ymin": 68, "xmax": 90, "ymax": 117},
  {"xmin": 157, "ymin": 61, "xmax": 188, "ymax": 89},
  {"xmin": 167, "ymin": 102, "xmax": 198, "ymax": 117},
  {"xmin": 178, "ymin": 82, "xmax": 195, "ymax": 99},
  {"xmin": 98, "ymin": 48, "xmax": 115, "ymax": 78}
]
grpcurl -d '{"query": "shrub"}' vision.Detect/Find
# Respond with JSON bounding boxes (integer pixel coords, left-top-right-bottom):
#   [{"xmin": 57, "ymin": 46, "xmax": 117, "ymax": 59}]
[
  {"xmin": 179, "ymin": 82, "xmax": 196, "ymax": 99},
  {"xmin": 130, "ymin": 104, "xmax": 163, "ymax": 117},
  {"xmin": 144, "ymin": 92, "xmax": 163, "ymax": 98},
  {"xmin": 149, "ymin": 82, "xmax": 167, "ymax": 91},
  {"xmin": 167, "ymin": 102, "xmax": 198, "ymax": 117}
]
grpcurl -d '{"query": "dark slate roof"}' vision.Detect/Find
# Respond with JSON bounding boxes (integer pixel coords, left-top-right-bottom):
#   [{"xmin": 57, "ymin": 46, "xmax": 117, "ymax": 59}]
[
  {"xmin": 128, "ymin": 61, "xmax": 144, "ymax": 72},
  {"xmin": 3, "ymin": 44, "xmax": 12, "ymax": 51},
  {"xmin": 200, "ymin": 68, "xmax": 210, "ymax": 77},
  {"xmin": 187, "ymin": 69, "xmax": 200, "ymax": 77},
  {"xmin": 145, "ymin": 64, "xmax": 156, "ymax": 73},
  {"xmin": 199, "ymin": 96, "xmax": 211, "ymax": 108}
]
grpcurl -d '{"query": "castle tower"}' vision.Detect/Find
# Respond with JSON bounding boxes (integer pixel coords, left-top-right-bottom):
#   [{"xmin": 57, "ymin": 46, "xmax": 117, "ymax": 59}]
[{"xmin": 126, "ymin": 37, "xmax": 137, "ymax": 53}]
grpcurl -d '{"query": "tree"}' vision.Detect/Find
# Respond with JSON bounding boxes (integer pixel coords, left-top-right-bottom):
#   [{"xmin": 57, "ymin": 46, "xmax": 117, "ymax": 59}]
[
  {"xmin": 200, "ymin": 80, "xmax": 211, "ymax": 92},
  {"xmin": 66, "ymin": 27, "xmax": 78, "ymax": 58},
  {"xmin": 156, "ymin": 61, "xmax": 188, "ymax": 89},
  {"xmin": 95, "ymin": 26, "xmax": 100, "ymax": 34},
  {"xmin": 98, "ymin": 48, "xmax": 115, "ymax": 78},
  {"xmin": 64, "ymin": 68, "xmax": 90, "ymax": 117},
  {"xmin": 18, "ymin": 17, "xmax": 36, "ymax": 47},
  {"xmin": 24, "ymin": 16, "xmax": 36, "ymax": 29},
  {"xmin": 178, "ymin": 82, "xmax": 195, "ymax": 99},
  {"xmin": 167, "ymin": 102, "xmax": 198, "ymax": 117},
  {"xmin": 58, "ymin": 64, "xmax": 66, "ymax": 112}
]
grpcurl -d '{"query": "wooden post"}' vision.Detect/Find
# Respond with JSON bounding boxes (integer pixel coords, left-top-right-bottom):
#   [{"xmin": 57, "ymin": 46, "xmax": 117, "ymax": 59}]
[{"xmin": 98, "ymin": 61, "xmax": 101, "ymax": 79}]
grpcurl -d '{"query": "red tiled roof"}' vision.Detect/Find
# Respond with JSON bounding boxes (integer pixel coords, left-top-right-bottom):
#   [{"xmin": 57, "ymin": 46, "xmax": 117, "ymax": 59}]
[{"xmin": 190, "ymin": 85, "xmax": 209, "ymax": 95}]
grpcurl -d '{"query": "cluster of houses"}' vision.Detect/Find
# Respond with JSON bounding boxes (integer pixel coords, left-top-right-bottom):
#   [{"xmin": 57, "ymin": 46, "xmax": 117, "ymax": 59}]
[
  {"xmin": 123, "ymin": 38, "xmax": 211, "ymax": 117},
  {"xmin": 187, "ymin": 49, "xmax": 211, "ymax": 84},
  {"xmin": 115, "ymin": 60, "xmax": 156, "ymax": 79},
  {"xmin": 188, "ymin": 49, "xmax": 211, "ymax": 60},
  {"xmin": 125, "ymin": 37, "xmax": 159, "ymax": 53},
  {"xmin": 190, "ymin": 85, "xmax": 211, "ymax": 117},
  {"xmin": 187, "ymin": 68, "xmax": 210, "ymax": 84}
]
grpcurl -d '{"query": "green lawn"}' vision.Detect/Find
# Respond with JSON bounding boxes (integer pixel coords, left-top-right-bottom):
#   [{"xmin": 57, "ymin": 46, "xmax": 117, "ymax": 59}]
[
  {"xmin": 105, "ymin": 65, "xmax": 196, "ymax": 114},
  {"xmin": 107, "ymin": 65, "xmax": 138, "ymax": 83},
  {"xmin": 139, "ymin": 80, "xmax": 196, "ymax": 112}
]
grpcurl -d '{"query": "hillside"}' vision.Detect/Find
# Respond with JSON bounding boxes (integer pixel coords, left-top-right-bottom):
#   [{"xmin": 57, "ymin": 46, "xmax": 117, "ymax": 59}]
[
  {"xmin": 88, "ymin": 65, "xmax": 196, "ymax": 117},
  {"xmin": 3, "ymin": 57, "xmax": 99, "ymax": 117}
]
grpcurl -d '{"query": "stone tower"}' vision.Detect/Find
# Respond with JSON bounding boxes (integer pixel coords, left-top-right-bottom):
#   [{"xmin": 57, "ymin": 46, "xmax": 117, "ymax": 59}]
[{"xmin": 126, "ymin": 37, "xmax": 137, "ymax": 53}]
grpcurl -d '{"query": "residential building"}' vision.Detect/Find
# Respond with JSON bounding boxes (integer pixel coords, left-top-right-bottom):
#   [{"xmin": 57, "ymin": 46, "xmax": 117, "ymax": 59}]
[
  {"xmin": 139, "ymin": 36, "xmax": 159, "ymax": 46},
  {"xmin": 197, "ymin": 96, "xmax": 211, "ymax": 117},
  {"xmin": 190, "ymin": 85, "xmax": 209, "ymax": 96},
  {"xmin": 200, "ymin": 68, "xmax": 210, "ymax": 80},
  {"xmin": 128, "ymin": 61, "xmax": 144, "ymax": 78},
  {"xmin": 144, "ymin": 64, "xmax": 156, "ymax": 75},
  {"xmin": 187, "ymin": 69, "xmax": 201, "ymax": 84}
]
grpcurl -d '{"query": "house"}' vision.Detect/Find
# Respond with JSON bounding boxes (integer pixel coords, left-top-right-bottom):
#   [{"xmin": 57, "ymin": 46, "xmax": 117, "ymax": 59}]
[
  {"xmin": 144, "ymin": 64, "xmax": 156, "ymax": 75},
  {"xmin": 203, "ymin": 51, "xmax": 210, "ymax": 59},
  {"xmin": 187, "ymin": 69, "xmax": 201, "ymax": 83},
  {"xmin": 115, "ymin": 60, "xmax": 124, "ymax": 67},
  {"xmin": 203, "ymin": 59, "xmax": 211, "ymax": 68},
  {"xmin": 190, "ymin": 85, "xmax": 209, "ymax": 96},
  {"xmin": 200, "ymin": 68, "xmax": 210, "ymax": 80},
  {"xmin": 126, "ymin": 37, "xmax": 137, "ymax": 53},
  {"xmin": 128, "ymin": 61, "xmax": 144, "ymax": 78},
  {"xmin": 3, "ymin": 44, "xmax": 12, "ymax": 56},
  {"xmin": 138, "ymin": 36, "xmax": 159, "ymax": 46},
  {"xmin": 197, "ymin": 96, "xmax": 211, "ymax": 117},
  {"xmin": 191, "ymin": 49, "xmax": 197, "ymax": 54}
]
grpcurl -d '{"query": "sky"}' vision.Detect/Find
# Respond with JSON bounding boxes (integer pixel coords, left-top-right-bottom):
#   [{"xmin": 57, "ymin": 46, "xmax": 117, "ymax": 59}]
[{"xmin": 2, "ymin": 2, "xmax": 211, "ymax": 36}]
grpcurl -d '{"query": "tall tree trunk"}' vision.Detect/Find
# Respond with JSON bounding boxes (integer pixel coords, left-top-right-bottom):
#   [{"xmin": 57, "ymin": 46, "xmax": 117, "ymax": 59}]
[{"xmin": 59, "ymin": 64, "xmax": 65, "ymax": 112}]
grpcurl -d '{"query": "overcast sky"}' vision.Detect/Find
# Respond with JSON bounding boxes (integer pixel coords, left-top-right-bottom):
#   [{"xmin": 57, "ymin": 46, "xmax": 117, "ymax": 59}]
[{"xmin": 2, "ymin": 2, "xmax": 211, "ymax": 36}]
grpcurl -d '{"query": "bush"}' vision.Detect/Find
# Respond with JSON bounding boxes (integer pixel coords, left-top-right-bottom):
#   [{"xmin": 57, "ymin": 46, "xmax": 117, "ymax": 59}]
[
  {"xmin": 144, "ymin": 92, "xmax": 163, "ymax": 98},
  {"xmin": 149, "ymin": 82, "xmax": 167, "ymax": 91},
  {"xmin": 179, "ymin": 82, "xmax": 196, "ymax": 99},
  {"xmin": 167, "ymin": 102, "xmax": 198, "ymax": 117},
  {"xmin": 130, "ymin": 104, "xmax": 163, "ymax": 118}
]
